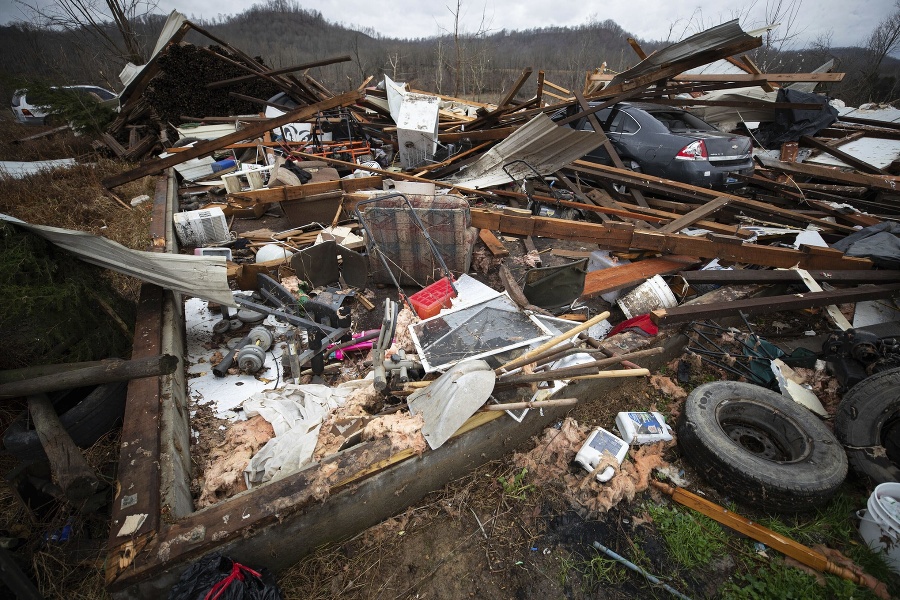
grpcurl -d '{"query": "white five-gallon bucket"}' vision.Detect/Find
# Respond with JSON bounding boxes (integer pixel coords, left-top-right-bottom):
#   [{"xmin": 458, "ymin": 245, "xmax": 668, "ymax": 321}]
[
  {"xmin": 617, "ymin": 275, "xmax": 678, "ymax": 319},
  {"xmin": 858, "ymin": 482, "xmax": 900, "ymax": 574}
]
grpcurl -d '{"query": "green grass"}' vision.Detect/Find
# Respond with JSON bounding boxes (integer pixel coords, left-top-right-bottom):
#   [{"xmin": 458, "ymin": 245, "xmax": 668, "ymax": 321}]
[
  {"xmin": 646, "ymin": 502, "xmax": 727, "ymax": 569},
  {"xmin": 556, "ymin": 550, "xmax": 628, "ymax": 591},
  {"xmin": 497, "ymin": 467, "xmax": 534, "ymax": 500}
]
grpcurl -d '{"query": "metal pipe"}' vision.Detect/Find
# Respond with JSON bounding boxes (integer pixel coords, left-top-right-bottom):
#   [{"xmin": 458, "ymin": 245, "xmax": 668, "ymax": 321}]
[{"xmin": 592, "ymin": 541, "xmax": 693, "ymax": 600}]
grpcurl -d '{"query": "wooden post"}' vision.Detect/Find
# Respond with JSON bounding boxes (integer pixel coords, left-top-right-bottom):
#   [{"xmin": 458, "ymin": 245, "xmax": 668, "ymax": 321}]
[{"xmin": 28, "ymin": 394, "xmax": 100, "ymax": 502}]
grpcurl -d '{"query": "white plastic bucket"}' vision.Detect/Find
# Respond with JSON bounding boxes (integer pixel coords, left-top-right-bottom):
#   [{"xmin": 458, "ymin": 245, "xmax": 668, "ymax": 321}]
[
  {"xmin": 616, "ymin": 275, "xmax": 677, "ymax": 319},
  {"xmin": 858, "ymin": 483, "xmax": 900, "ymax": 574}
]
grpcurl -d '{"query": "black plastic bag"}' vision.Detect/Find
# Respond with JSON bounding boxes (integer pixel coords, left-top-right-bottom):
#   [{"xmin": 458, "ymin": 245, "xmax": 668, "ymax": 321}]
[{"xmin": 168, "ymin": 553, "xmax": 283, "ymax": 600}]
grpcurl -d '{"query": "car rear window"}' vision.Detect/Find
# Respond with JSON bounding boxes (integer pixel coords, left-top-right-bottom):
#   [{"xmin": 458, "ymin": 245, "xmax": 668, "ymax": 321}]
[{"xmin": 649, "ymin": 111, "xmax": 716, "ymax": 132}]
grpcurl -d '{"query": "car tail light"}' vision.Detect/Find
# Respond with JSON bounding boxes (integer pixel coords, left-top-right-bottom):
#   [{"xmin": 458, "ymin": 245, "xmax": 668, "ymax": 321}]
[
  {"xmin": 675, "ymin": 140, "xmax": 708, "ymax": 161},
  {"xmin": 21, "ymin": 109, "xmax": 33, "ymax": 117}
]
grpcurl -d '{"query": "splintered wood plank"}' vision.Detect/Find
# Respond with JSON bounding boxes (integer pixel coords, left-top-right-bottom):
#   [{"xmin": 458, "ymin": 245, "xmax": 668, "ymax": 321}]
[
  {"xmin": 658, "ymin": 196, "xmax": 731, "ymax": 233},
  {"xmin": 469, "ymin": 208, "xmax": 872, "ymax": 270},
  {"xmin": 523, "ymin": 236, "xmax": 542, "ymax": 266},
  {"xmin": 580, "ymin": 256, "xmax": 699, "ymax": 299},
  {"xmin": 651, "ymin": 283, "xmax": 900, "ymax": 325},
  {"xmin": 478, "ymin": 229, "xmax": 509, "ymax": 257}
]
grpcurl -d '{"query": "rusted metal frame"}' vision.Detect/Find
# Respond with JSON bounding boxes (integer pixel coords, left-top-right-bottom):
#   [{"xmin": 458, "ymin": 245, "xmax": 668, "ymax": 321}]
[
  {"xmin": 799, "ymin": 135, "xmax": 887, "ymax": 175},
  {"xmin": 207, "ymin": 55, "xmax": 351, "ymax": 89}
]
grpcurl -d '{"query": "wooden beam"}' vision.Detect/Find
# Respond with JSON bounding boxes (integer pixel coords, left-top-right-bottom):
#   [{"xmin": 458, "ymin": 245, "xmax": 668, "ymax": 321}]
[
  {"xmin": 627, "ymin": 38, "xmax": 648, "ymax": 60},
  {"xmin": 207, "ymin": 55, "xmax": 352, "ymax": 89},
  {"xmin": 478, "ymin": 229, "xmax": 509, "ymax": 256},
  {"xmin": 102, "ymin": 91, "xmax": 362, "ymax": 188},
  {"xmin": 470, "ymin": 208, "xmax": 872, "ymax": 270},
  {"xmin": 497, "ymin": 67, "xmax": 534, "ymax": 108},
  {"xmin": 652, "ymin": 283, "xmax": 900, "ymax": 325},
  {"xmin": 757, "ymin": 156, "xmax": 900, "ymax": 191},
  {"xmin": 581, "ymin": 256, "xmax": 699, "ymax": 299},
  {"xmin": 569, "ymin": 160, "xmax": 858, "ymax": 234},
  {"xmin": 588, "ymin": 72, "xmax": 845, "ymax": 83},
  {"xmin": 636, "ymin": 98, "xmax": 824, "ymax": 110},
  {"xmin": 800, "ymin": 135, "xmax": 887, "ymax": 175},
  {"xmin": 678, "ymin": 269, "xmax": 900, "ymax": 285},
  {"xmin": 230, "ymin": 176, "xmax": 382, "ymax": 205},
  {"xmin": 657, "ymin": 196, "xmax": 731, "ymax": 233},
  {"xmin": 740, "ymin": 56, "xmax": 776, "ymax": 92}
]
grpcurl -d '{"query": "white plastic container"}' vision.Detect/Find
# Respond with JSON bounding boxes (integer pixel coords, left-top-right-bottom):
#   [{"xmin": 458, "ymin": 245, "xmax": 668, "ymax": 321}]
[
  {"xmin": 615, "ymin": 411, "xmax": 674, "ymax": 445},
  {"xmin": 858, "ymin": 482, "xmax": 900, "ymax": 574},
  {"xmin": 617, "ymin": 275, "xmax": 678, "ymax": 319},
  {"xmin": 574, "ymin": 427, "xmax": 629, "ymax": 483}
]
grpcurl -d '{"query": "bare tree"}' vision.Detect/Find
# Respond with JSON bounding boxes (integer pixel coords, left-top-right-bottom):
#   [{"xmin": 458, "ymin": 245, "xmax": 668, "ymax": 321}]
[
  {"xmin": 860, "ymin": 1, "xmax": 900, "ymax": 102},
  {"xmin": 16, "ymin": 0, "xmax": 156, "ymax": 64},
  {"xmin": 440, "ymin": 1, "xmax": 492, "ymax": 98}
]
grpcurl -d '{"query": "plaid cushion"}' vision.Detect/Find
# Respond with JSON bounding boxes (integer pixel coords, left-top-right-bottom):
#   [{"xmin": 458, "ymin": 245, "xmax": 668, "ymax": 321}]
[{"xmin": 363, "ymin": 194, "xmax": 476, "ymax": 286}]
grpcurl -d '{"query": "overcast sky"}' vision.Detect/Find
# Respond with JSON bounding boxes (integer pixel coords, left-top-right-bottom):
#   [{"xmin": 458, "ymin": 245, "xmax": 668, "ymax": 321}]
[{"xmin": 0, "ymin": 0, "xmax": 893, "ymax": 49}]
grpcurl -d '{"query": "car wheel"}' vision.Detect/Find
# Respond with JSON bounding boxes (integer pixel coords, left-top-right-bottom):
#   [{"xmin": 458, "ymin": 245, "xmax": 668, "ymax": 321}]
[
  {"xmin": 612, "ymin": 160, "xmax": 641, "ymax": 195},
  {"xmin": 677, "ymin": 381, "xmax": 847, "ymax": 513},
  {"xmin": 835, "ymin": 367, "xmax": 900, "ymax": 484}
]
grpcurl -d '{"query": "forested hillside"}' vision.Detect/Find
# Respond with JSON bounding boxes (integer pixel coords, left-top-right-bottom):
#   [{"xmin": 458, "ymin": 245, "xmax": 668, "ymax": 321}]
[{"xmin": 0, "ymin": 0, "xmax": 896, "ymax": 108}]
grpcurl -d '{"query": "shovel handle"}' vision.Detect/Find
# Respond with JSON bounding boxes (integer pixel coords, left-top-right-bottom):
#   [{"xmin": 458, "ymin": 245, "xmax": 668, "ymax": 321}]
[{"xmin": 497, "ymin": 311, "xmax": 610, "ymax": 374}]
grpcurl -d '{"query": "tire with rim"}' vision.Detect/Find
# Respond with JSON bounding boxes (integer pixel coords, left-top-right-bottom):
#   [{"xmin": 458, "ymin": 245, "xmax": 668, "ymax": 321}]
[
  {"xmin": 835, "ymin": 367, "xmax": 900, "ymax": 484},
  {"xmin": 677, "ymin": 381, "xmax": 847, "ymax": 513}
]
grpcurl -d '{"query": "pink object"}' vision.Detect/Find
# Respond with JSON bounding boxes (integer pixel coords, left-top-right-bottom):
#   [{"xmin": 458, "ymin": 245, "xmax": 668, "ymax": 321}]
[{"xmin": 329, "ymin": 330, "xmax": 380, "ymax": 360}]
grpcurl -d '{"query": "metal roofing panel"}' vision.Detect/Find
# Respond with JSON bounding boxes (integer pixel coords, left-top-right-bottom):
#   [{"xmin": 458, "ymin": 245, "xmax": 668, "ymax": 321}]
[
  {"xmin": 0, "ymin": 215, "xmax": 236, "ymax": 306},
  {"xmin": 440, "ymin": 113, "xmax": 603, "ymax": 189}
]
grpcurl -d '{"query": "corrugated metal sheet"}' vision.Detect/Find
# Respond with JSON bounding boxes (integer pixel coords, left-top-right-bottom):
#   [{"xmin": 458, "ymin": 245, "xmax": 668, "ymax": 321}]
[
  {"xmin": 607, "ymin": 20, "xmax": 757, "ymax": 89},
  {"xmin": 440, "ymin": 114, "xmax": 603, "ymax": 189},
  {"xmin": 0, "ymin": 215, "xmax": 236, "ymax": 306}
]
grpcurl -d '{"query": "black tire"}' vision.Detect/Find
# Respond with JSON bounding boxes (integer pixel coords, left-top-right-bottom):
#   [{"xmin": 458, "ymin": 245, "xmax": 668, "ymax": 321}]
[
  {"xmin": 835, "ymin": 367, "xmax": 900, "ymax": 484},
  {"xmin": 677, "ymin": 381, "xmax": 847, "ymax": 513},
  {"xmin": 2, "ymin": 381, "xmax": 127, "ymax": 461}
]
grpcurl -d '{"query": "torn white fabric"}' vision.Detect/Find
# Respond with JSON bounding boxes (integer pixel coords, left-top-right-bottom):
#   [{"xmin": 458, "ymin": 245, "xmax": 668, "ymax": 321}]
[{"xmin": 242, "ymin": 381, "xmax": 369, "ymax": 486}]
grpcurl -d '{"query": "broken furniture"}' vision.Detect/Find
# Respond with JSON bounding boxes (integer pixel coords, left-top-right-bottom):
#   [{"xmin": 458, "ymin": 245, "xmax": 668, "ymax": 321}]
[{"xmin": 356, "ymin": 193, "xmax": 477, "ymax": 288}]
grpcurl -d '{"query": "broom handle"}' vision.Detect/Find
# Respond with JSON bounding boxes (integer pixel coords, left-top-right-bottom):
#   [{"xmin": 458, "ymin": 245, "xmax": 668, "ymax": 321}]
[
  {"xmin": 651, "ymin": 481, "xmax": 886, "ymax": 594},
  {"xmin": 496, "ymin": 311, "xmax": 610, "ymax": 374}
]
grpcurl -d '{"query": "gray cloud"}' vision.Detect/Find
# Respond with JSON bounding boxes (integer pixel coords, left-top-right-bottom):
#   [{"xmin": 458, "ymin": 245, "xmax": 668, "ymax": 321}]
[{"xmin": 0, "ymin": 0, "xmax": 892, "ymax": 48}]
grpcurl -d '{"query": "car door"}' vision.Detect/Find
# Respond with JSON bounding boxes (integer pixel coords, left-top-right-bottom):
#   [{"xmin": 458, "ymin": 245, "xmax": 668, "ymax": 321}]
[
  {"xmin": 579, "ymin": 107, "xmax": 614, "ymax": 165},
  {"xmin": 605, "ymin": 109, "xmax": 644, "ymax": 168}
]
